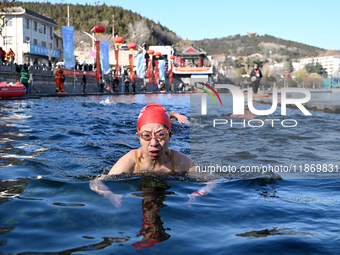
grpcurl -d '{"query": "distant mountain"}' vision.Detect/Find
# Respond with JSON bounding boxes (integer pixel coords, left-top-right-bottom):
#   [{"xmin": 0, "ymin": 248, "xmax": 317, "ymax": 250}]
[{"xmin": 191, "ymin": 34, "xmax": 328, "ymax": 60}]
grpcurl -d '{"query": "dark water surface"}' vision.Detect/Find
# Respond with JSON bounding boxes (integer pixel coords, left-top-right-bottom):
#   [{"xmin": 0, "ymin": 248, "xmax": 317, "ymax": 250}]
[{"xmin": 1, "ymin": 93, "xmax": 340, "ymax": 254}]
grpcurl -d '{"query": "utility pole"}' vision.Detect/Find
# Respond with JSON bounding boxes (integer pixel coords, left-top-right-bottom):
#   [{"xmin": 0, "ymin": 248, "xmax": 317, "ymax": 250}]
[
  {"xmin": 112, "ymin": 15, "xmax": 115, "ymax": 38},
  {"xmin": 67, "ymin": 5, "xmax": 70, "ymax": 26}
]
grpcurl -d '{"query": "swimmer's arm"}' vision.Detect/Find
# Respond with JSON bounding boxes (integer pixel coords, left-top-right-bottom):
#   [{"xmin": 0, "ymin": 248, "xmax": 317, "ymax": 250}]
[
  {"xmin": 186, "ymin": 181, "xmax": 217, "ymax": 206},
  {"xmin": 89, "ymin": 177, "xmax": 123, "ymax": 208},
  {"xmin": 191, "ymin": 182, "xmax": 217, "ymax": 196},
  {"xmin": 89, "ymin": 150, "xmax": 137, "ymax": 207},
  {"xmin": 108, "ymin": 150, "xmax": 136, "ymax": 175},
  {"xmin": 169, "ymin": 111, "xmax": 188, "ymax": 124},
  {"xmin": 187, "ymin": 165, "xmax": 217, "ymax": 199}
]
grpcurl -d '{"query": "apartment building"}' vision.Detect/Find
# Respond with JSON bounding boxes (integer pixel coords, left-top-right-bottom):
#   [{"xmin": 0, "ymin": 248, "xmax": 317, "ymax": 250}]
[
  {"xmin": 0, "ymin": 7, "xmax": 61, "ymax": 65},
  {"xmin": 299, "ymin": 54, "xmax": 340, "ymax": 77}
]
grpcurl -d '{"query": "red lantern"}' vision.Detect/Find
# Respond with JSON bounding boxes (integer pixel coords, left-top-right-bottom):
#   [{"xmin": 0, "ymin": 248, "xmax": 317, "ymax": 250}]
[
  {"xmin": 114, "ymin": 36, "xmax": 124, "ymax": 45},
  {"xmin": 128, "ymin": 43, "xmax": 137, "ymax": 51},
  {"xmin": 170, "ymin": 55, "xmax": 175, "ymax": 61},
  {"xmin": 147, "ymin": 49, "xmax": 155, "ymax": 56},
  {"xmin": 155, "ymin": 52, "xmax": 161, "ymax": 58},
  {"xmin": 93, "ymin": 25, "xmax": 105, "ymax": 35}
]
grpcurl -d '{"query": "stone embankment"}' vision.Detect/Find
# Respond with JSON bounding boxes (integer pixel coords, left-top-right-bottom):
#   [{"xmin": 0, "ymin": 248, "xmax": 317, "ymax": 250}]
[{"xmin": 0, "ymin": 61, "xmax": 179, "ymax": 98}]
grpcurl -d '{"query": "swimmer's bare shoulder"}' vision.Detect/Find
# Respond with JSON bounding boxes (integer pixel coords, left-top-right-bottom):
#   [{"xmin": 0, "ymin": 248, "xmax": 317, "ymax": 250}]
[
  {"xmin": 108, "ymin": 150, "xmax": 136, "ymax": 175},
  {"xmin": 172, "ymin": 150, "xmax": 196, "ymax": 173}
]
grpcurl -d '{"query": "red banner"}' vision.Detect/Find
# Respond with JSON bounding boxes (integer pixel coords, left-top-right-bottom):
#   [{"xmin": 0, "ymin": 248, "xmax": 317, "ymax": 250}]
[
  {"xmin": 148, "ymin": 58, "xmax": 153, "ymax": 85},
  {"xmin": 129, "ymin": 54, "xmax": 134, "ymax": 82},
  {"xmin": 169, "ymin": 62, "xmax": 173, "ymax": 84},
  {"xmin": 115, "ymin": 49, "xmax": 119, "ymax": 78},
  {"xmin": 95, "ymin": 41, "xmax": 100, "ymax": 81},
  {"xmin": 154, "ymin": 59, "xmax": 159, "ymax": 85}
]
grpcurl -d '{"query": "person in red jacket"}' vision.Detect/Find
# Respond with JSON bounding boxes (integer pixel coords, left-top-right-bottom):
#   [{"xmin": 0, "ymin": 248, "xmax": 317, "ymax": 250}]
[
  {"xmin": 59, "ymin": 70, "xmax": 65, "ymax": 92},
  {"xmin": 6, "ymin": 48, "xmax": 15, "ymax": 62},
  {"xmin": 55, "ymin": 65, "xmax": 62, "ymax": 93}
]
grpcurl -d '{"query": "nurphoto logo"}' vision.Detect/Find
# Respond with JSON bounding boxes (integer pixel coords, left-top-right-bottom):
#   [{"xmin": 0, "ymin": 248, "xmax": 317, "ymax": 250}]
[{"xmin": 198, "ymin": 84, "xmax": 312, "ymax": 128}]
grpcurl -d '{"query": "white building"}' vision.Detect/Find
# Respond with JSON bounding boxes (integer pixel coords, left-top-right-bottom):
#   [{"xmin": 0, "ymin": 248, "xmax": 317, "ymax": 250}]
[
  {"xmin": 0, "ymin": 7, "xmax": 61, "ymax": 65},
  {"xmin": 149, "ymin": 45, "xmax": 174, "ymax": 69},
  {"xmin": 299, "ymin": 55, "xmax": 340, "ymax": 77}
]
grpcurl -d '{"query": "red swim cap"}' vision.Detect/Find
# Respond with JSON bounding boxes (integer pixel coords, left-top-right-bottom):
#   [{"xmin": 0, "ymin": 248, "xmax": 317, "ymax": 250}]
[{"xmin": 137, "ymin": 104, "xmax": 171, "ymax": 131}]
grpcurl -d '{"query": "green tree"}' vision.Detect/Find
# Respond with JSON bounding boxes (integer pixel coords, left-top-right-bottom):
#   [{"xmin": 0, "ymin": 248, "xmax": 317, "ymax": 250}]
[
  {"xmin": 304, "ymin": 60, "xmax": 325, "ymax": 75},
  {"xmin": 234, "ymin": 58, "xmax": 244, "ymax": 68},
  {"xmin": 294, "ymin": 70, "xmax": 307, "ymax": 86},
  {"xmin": 250, "ymin": 59, "xmax": 265, "ymax": 68}
]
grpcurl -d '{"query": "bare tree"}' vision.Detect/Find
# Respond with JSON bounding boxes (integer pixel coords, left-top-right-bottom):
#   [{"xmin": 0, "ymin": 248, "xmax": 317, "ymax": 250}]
[
  {"xmin": 126, "ymin": 20, "xmax": 150, "ymax": 46},
  {"xmin": 0, "ymin": 0, "xmax": 15, "ymax": 36}
]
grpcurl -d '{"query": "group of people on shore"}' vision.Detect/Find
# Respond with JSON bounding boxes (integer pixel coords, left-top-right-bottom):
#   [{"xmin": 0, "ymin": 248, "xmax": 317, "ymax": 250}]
[{"xmin": 0, "ymin": 47, "xmax": 15, "ymax": 63}]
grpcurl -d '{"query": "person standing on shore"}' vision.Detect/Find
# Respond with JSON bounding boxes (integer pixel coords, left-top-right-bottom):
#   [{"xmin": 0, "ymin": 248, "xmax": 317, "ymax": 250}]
[
  {"xmin": 124, "ymin": 77, "xmax": 130, "ymax": 93},
  {"xmin": 0, "ymin": 47, "xmax": 6, "ymax": 62},
  {"xmin": 55, "ymin": 65, "xmax": 62, "ymax": 93},
  {"xmin": 132, "ymin": 79, "xmax": 136, "ymax": 93},
  {"xmin": 59, "ymin": 70, "xmax": 65, "ymax": 92},
  {"xmin": 82, "ymin": 72, "xmax": 87, "ymax": 93},
  {"xmin": 250, "ymin": 64, "xmax": 263, "ymax": 94},
  {"xmin": 19, "ymin": 64, "xmax": 30, "ymax": 94},
  {"xmin": 99, "ymin": 75, "xmax": 105, "ymax": 92},
  {"xmin": 6, "ymin": 48, "xmax": 15, "ymax": 62},
  {"xmin": 113, "ymin": 77, "xmax": 119, "ymax": 92}
]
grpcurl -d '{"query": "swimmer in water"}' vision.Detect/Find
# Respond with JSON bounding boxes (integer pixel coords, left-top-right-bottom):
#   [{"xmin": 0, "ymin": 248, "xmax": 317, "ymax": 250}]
[
  {"xmin": 109, "ymin": 104, "xmax": 195, "ymax": 174},
  {"xmin": 90, "ymin": 104, "xmax": 216, "ymax": 207}
]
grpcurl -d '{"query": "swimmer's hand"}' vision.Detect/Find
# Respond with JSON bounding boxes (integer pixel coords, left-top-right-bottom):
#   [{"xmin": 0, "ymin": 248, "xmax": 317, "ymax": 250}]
[
  {"xmin": 185, "ymin": 190, "xmax": 206, "ymax": 207},
  {"xmin": 169, "ymin": 111, "xmax": 188, "ymax": 124},
  {"xmin": 185, "ymin": 182, "xmax": 217, "ymax": 207},
  {"xmin": 90, "ymin": 179, "xmax": 123, "ymax": 208},
  {"xmin": 104, "ymin": 192, "xmax": 123, "ymax": 208}
]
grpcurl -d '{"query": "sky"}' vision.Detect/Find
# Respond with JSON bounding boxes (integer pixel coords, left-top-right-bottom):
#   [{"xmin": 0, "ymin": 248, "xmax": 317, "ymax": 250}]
[{"xmin": 22, "ymin": 0, "xmax": 340, "ymax": 50}]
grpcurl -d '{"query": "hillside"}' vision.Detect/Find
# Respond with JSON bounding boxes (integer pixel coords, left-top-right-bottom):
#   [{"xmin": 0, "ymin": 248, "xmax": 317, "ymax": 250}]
[
  {"xmin": 15, "ymin": 1, "xmax": 182, "ymax": 47},
  {"xmin": 13, "ymin": 1, "xmax": 335, "ymax": 61},
  {"xmin": 192, "ymin": 34, "xmax": 326, "ymax": 61}
]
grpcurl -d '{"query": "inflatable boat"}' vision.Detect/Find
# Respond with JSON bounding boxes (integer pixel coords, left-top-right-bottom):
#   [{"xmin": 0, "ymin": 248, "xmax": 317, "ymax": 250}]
[{"xmin": 0, "ymin": 81, "xmax": 26, "ymax": 98}]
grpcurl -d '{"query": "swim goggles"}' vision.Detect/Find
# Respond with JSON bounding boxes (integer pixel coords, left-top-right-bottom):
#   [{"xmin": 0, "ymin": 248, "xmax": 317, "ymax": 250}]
[{"xmin": 137, "ymin": 129, "xmax": 170, "ymax": 141}]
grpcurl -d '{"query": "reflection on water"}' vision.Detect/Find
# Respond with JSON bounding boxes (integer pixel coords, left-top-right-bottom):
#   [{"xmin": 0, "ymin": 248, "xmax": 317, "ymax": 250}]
[
  {"xmin": 132, "ymin": 179, "xmax": 172, "ymax": 250},
  {"xmin": 236, "ymin": 227, "xmax": 314, "ymax": 238}
]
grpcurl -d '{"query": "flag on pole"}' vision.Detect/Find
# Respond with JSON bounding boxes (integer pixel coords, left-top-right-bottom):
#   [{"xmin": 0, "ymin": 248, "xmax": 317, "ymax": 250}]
[
  {"xmin": 159, "ymin": 60, "xmax": 165, "ymax": 81},
  {"xmin": 154, "ymin": 59, "xmax": 159, "ymax": 85},
  {"xmin": 169, "ymin": 62, "xmax": 173, "ymax": 84},
  {"xmin": 148, "ymin": 58, "xmax": 153, "ymax": 85},
  {"xmin": 136, "ymin": 54, "xmax": 145, "ymax": 79},
  {"xmin": 129, "ymin": 54, "xmax": 134, "ymax": 82},
  {"xmin": 115, "ymin": 49, "xmax": 119, "ymax": 78},
  {"xmin": 100, "ymin": 42, "xmax": 110, "ymax": 75},
  {"xmin": 62, "ymin": 26, "xmax": 75, "ymax": 69},
  {"xmin": 95, "ymin": 41, "xmax": 100, "ymax": 81}
]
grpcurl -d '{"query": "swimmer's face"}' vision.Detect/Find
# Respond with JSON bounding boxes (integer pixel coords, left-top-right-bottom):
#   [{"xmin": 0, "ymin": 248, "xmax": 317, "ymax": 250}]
[{"xmin": 137, "ymin": 123, "xmax": 172, "ymax": 159}]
